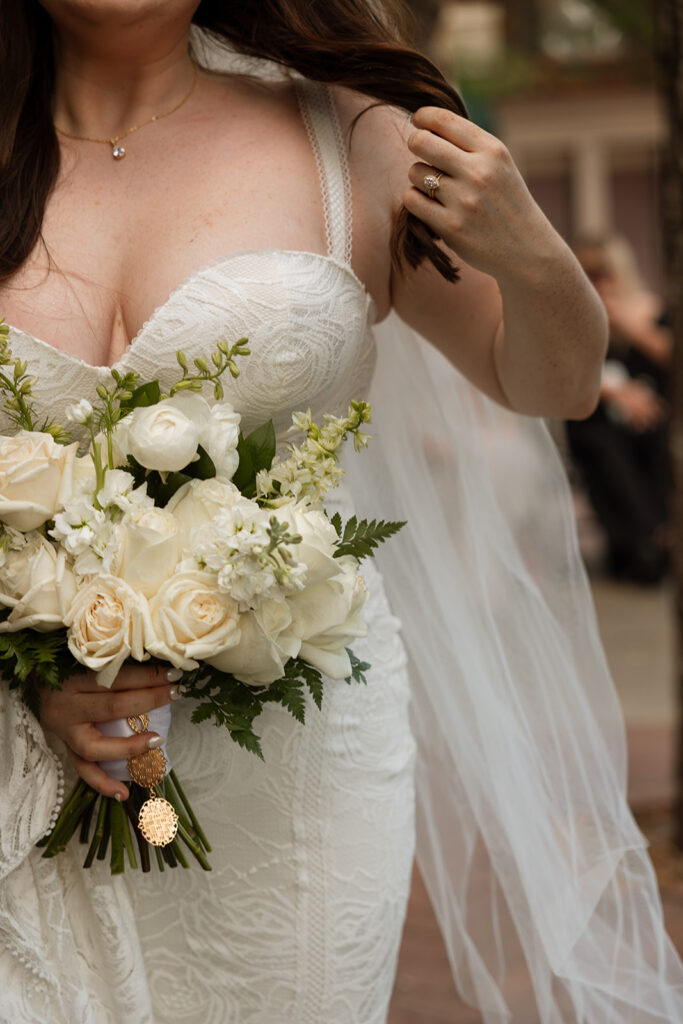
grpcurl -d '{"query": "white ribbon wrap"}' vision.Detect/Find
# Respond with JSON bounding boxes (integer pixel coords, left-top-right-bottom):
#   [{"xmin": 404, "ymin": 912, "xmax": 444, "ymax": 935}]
[{"xmin": 96, "ymin": 705, "xmax": 173, "ymax": 782}]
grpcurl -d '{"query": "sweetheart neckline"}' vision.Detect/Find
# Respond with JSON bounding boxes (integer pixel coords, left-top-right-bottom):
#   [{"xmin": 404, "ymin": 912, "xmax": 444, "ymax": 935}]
[{"xmin": 5, "ymin": 249, "xmax": 378, "ymax": 374}]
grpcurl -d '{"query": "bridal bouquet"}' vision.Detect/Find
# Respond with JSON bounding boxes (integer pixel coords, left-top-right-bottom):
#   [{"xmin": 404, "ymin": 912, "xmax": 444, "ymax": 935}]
[{"xmin": 0, "ymin": 320, "xmax": 403, "ymax": 874}]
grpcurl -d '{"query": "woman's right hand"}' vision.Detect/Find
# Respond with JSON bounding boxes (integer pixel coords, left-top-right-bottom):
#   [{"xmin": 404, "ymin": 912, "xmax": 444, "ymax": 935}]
[{"xmin": 40, "ymin": 664, "xmax": 183, "ymax": 800}]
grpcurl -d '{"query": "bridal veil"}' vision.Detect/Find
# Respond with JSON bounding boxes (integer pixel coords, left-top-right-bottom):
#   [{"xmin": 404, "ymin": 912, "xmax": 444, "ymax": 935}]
[{"xmin": 344, "ymin": 311, "xmax": 683, "ymax": 1021}]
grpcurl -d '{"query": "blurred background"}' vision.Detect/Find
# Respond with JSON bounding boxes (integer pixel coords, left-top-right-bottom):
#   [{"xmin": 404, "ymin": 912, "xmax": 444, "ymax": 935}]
[{"xmin": 388, "ymin": 3, "xmax": 683, "ymax": 1021}]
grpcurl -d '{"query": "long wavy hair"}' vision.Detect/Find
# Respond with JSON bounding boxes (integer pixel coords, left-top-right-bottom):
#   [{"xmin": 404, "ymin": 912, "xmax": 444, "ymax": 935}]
[{"xmin": 0, "ymin": 0, "xmax": 468, "ymax": 283}]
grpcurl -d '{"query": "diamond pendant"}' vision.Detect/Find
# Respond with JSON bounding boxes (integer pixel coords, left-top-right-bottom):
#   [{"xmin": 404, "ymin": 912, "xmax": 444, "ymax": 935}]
[{"xmin": 111, "ymin": 144, "xmax": 126, "ymax": 160}]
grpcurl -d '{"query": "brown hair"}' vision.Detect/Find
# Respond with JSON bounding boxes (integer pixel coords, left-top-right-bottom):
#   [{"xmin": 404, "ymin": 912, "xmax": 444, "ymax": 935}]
[{"xmin": 0, "ymin": 0, "xmax": 467, "ymax": 283}]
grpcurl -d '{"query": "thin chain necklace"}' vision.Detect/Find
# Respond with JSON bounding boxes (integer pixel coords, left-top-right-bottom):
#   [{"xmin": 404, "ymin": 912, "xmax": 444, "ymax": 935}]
[{"xmin": 55, "ymin": 63, "xmax": 199, "ymax": 161}]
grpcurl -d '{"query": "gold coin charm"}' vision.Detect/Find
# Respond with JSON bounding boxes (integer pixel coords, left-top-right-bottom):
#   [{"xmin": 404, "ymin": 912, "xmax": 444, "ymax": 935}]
[
  {"xmin": 138, "ymin": 796, "xmax": 179, "ymax": 847},
  {"xmin": 128, "ymin": 747, "xmax": 168, "ymax": 787}
]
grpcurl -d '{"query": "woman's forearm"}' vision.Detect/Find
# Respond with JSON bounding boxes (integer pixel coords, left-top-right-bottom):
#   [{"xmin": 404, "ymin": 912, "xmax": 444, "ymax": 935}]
[{"xmin": 493, "ymin": 244, "xmax": 608, "ymax": 419}]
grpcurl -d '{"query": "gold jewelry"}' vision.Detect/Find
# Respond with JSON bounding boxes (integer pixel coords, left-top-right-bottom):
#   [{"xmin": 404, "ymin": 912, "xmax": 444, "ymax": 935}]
[
  {"xmin": 55, "ymin": 63, "xmax": 198, "ymax": 161},
  {"xmin": 126, "ymin": 713, "xmax": 178, "ymax": 847},
  {"xmin": 423, "ymin": 171, "xmax": 443, "ymax": 200}
]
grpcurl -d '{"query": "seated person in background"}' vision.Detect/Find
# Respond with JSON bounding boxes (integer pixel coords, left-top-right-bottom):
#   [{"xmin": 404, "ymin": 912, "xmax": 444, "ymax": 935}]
[{"xmin": 566, "ymin": 237, "xmax": 672, "ymax": 584}]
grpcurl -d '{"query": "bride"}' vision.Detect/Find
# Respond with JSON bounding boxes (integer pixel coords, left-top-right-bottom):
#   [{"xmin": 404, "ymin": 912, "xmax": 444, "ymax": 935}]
[{"xmin": 1, "ymin": 1, "xmax": 681, "ymax": 1022}]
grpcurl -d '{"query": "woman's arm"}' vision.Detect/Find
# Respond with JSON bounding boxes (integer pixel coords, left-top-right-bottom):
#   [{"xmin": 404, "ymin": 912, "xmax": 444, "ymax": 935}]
[{"xmin": 360, "ymin": 103, "xmax": 608, "ymax": 419}]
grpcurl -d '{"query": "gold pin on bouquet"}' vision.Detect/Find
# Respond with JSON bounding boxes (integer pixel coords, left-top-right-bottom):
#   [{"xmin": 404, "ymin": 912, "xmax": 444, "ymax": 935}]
[{"xmin": 0, "ymin": 321, "xmax": 404, "ymax": 874}]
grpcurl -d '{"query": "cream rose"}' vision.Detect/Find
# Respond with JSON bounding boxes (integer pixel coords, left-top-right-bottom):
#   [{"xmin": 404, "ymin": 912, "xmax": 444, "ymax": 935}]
[
  {"xmin": 0, "ymin": 431, "xmax": 78, "ymax": 531},
  {"xmin": 146, "ymin": 570, "xmax": 241, "ymax": 670},
  {"xmin": 117, "ymin": 505, "xmax": 181, "ymax": 598},
  {"xmin": 206, "ymin": 598, "xmax": 301, "ymax": 686},
  {"xmin": 64, "ymin": 575, "xmax": 150, "ymax": 688},
  {"xmin": 287, "ymin": 556, "xmax": 368, "ymax": 679},
  {"xmin": 166, "ymin": 477, "xmax": 244, "ymax": 544},
  {"xmin": 0, "ymin": 534, "xmax": 77, "ymax": 632},
  {"xmin": 273, "ymin": 501, "xmax": 340, "ymax": 586}
]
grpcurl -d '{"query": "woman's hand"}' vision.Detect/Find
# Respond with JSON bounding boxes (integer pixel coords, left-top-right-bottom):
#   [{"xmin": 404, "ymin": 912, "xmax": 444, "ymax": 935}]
[
  {"xmin": 40, "ymin": 664, "xmax": 183, "ymax": 800},
  {"xmin": 404, "ymin": 107, "xmax": 555, "ymax": 280}
]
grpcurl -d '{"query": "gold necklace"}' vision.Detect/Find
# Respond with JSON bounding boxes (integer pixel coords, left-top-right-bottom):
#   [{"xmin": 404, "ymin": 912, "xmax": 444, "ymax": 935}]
[{"xmin": 55, "ymin": 63, "xmax": 199, "ymax": 161}]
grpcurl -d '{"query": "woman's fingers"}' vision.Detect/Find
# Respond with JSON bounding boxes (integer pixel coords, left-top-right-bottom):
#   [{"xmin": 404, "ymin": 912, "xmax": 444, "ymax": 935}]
[
  {"xmin": 66, "ymin": 747, "xmax": 130, "ymax": 801},
  {"xmin": 64, "ymin": 663, "xmax": 167, "ymax": 693},
  {"xmin": 413, "ymin": 106, "xmax": 491, "ymax": 153},
  {"xmin": 82, "ymin": 684, "xmax": 182, "ymax": 723},
  {"xmin": 65, "ymin": 721, "xmax": 163, "ymax": 763}
]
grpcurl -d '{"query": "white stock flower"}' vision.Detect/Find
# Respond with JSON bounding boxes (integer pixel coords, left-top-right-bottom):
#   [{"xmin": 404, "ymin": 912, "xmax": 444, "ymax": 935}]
[
  {"xmin": 0, "ymin": 431, "xmax": 78, "ymax": 532},
  {"xmin": 206, "ymin": 598, "xmax": 301, "ymax": 686},
  {"xmin": 50, "ymin": 496, "xmax": 123, "ymax": 577},
  {"xmin": 0, "ymin": 533, "xmax": 77, "ymax": 632},
  {"xmin": 191, "ymin": 501, "xmax": 306, "ymax": 609},
  {"xmin": 64, "ymin": 398, "xmax": 93, "ymax": 425},
  {"xmin": 146, "ymin": 570, "xmax": 241, "ymax": 670},
  {"xmin": 97, "ymin": 469, "xmax": 151, "ymax": 513},
  {"xmin": 287, "ymin": 556, "xmax": 368, "ymax": 679},
  {"xmin": 64, "ymin": 575, "xmax": 151, "ymax": 688},
  {"xmin": 118, "ymin": 505, "xmax": 181, "ymax": 598}
]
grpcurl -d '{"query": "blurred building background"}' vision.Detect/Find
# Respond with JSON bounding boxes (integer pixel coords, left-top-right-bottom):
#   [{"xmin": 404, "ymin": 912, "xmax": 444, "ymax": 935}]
[{"xmin": 427, "ymin": 0, "xmax": 663, "ymax": 290}]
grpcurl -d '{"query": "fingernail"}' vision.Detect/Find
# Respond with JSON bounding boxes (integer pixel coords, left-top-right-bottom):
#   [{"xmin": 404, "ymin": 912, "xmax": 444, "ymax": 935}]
[
  {"xmin": 166, "ymin": 667, "xmax": 183, "ymax": 683},
  {"xmin": 114, "ymin": 792, "xmax": 122, "ymax": 802},
  {"xmin": 169, "ymin": 685, "xmax": 187, "ymax": 700},
  {"xmin": 147, "ymin": 735, "xmax": 164, "ymax": 749}
]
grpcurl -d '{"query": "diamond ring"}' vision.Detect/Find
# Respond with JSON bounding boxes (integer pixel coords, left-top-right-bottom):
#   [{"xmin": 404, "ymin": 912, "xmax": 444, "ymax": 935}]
[{"xmin": 423, "ymin": 171, "xmax": 443, "ymax": 200}]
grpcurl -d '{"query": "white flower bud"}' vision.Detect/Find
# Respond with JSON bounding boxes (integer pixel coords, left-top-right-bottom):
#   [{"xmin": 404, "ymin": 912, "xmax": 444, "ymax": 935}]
[{"xmin": 65, "ymin": 398, "xmax": 93, "ymax": 425}]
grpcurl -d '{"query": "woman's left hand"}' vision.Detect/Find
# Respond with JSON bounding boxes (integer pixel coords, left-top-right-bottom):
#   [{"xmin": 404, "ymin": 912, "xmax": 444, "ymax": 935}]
[{"xmin": 404, "ymin": 107, "xmax": 556, "ymax": 281}]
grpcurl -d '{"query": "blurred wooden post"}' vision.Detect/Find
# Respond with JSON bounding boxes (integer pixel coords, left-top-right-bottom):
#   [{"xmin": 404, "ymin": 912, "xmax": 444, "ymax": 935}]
[{"xmin": 655, "ymin": 0, "xmax": 683, "ymax": 848}]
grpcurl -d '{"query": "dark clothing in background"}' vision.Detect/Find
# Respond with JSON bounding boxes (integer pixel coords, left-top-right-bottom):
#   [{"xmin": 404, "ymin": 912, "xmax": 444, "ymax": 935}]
[{"xmin": 566, "ymin": 323, "xmax": 670, "ymax": 584}]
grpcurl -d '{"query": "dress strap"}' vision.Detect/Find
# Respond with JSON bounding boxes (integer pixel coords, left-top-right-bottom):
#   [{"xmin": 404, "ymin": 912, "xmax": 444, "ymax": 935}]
[{"xmin": 295, "ymin": 80, "xmax": 353, "ymax": 266}]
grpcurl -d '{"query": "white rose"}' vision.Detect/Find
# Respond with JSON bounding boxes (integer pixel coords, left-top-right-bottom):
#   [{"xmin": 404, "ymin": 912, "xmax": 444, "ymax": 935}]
[
  {"xmin": 273, "ymin": 501, "xmax": 340, "ymax": 586},
  {"xmin": 206, "ymin": 598, "xmax": 301, "ymax": 686},
  {"xmin": 0, "ymin": 431, "xmax": 78, "ymax": 531},
  {"xmin": 199, "ymin": 403, "xmax": 241, "ymax": 482},
  {"xmin": 0, "ymin": 534, "xmax": 77, "ymax": 632},
  {"xmin": 114, "ymin": 394, "xmax": 207, "ymax": 472},
  {"xmin": 71, "ymin": 454, "xmax": 98, "ymax": 497},
  {"xmin": 147, "ymin": 570, "xmax": 241, "ymax": 670},
  {"xmin": 166, "ymin": 477, "xmax": 244, "ymax": 538},
  {"xmin": 287, "ymin": 557, "xmax": 368, "ymax": 679},
  {"xmin": 64, "ymin": 575, "xmax": 151, "ymax": 688},
  {"xmin": 118, "ymin": 505, "xmax": 181, "ymax": 598}
]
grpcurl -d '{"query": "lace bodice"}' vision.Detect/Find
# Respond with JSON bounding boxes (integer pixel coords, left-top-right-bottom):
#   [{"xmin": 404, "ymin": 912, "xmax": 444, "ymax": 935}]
[{"xmin": 4, "ymin": 85, "xmax": 377, "ymax": 439}]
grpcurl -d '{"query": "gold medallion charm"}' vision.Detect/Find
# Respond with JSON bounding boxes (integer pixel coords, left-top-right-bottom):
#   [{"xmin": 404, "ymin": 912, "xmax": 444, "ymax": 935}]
[
  {"xmin": 128, "ymin": 747, "xmax": 168, "ymax": 787},
  {"xmin": 126, "ymin": 712, "xmax": 169, "ymax": 787},
  {"xmin": 138, "ymin": 796, "xmax": 179, "ymax": 847}
]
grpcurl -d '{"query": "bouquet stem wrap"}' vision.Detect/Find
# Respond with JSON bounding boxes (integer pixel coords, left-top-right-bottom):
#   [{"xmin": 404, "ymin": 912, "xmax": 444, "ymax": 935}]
[{"xmin": 97, "ymin": 705, "xmax": 172, "ymax": 781}]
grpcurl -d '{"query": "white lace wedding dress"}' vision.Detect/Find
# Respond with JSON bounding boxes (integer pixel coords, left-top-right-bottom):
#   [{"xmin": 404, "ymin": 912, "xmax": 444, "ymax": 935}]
[{"xmin": 0, "ymin": 82, "xmax": 417, "ymax": 1024}]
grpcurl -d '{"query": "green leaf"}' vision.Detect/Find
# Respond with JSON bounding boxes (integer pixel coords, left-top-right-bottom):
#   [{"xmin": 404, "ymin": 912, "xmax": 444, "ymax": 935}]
[
  {"xmin": 345, "ymin": 648, "xmax": 371, "ymax": 685},
  {"xmin": 119, "ymin": 380, "xmax": 161, "ymax": 410},
  {"xmin": 330, "ymin": 511, "xmax": 343, "ymax": 538},
  {"xmin": 232, "ymin": 421, "xmax": 276, "ymax": 497},
  {"xmin": 183, "ymin": 444, "xmax": 216, "ymax": 481},
  {"xmin": 333, "ymin": 518, "xmax": 407, "ymax": 561}
]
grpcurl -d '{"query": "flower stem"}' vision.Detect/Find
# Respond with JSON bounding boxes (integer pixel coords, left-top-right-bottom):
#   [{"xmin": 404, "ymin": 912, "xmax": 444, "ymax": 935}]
[
  {"xmin": 169, "ymin": 768, "xmax": 211, "ymax": 851},
  {"xmin": 124, "ymin": 793, "xmax": 149, "ymax": 872},
  {"xmin": 110, "ymin": 798, "xmax": 125, "ymax": 875},
  {"xmin": 83, "ymin": 797, "xmax": 108, "ymax": 868},
  {"xmin": 155, "ymin": 846, "xmax": 165, "ymax": 872},
  {"xmin": 120, "ymin": 803, "xmax": 138, "ymax": 870},
  {"xmin": 96, "ymin": 798, "xmax": 112, "ymax": 861}
]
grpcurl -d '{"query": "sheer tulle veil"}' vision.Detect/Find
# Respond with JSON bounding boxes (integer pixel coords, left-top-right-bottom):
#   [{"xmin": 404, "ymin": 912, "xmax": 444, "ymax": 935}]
[{"xmin": 343, "ymin": 311, "xmax": 683, "ymax": 1021}]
